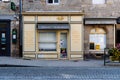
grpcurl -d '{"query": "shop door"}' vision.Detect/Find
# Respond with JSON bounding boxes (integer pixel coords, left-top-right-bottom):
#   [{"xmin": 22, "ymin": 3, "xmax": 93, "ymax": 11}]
[
  {"xmin": 60, "ymin": 33, "xmax": 67, "ymax": 58},
  {"xmin": 0, "ymin": 22, "xmax": 10, "ymax": 56}
]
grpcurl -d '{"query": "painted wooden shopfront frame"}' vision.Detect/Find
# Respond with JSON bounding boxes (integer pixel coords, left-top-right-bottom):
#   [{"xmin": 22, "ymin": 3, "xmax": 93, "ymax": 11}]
[{"xmin": 22, "ymin": 12, "xmax": 84, "ymax": 60}]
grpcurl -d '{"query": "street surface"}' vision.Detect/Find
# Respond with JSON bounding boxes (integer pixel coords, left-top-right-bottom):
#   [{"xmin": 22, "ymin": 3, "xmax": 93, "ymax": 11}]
[{"xmin": 0, "ymin": 67, "xmax": 120, "ymax": 80}]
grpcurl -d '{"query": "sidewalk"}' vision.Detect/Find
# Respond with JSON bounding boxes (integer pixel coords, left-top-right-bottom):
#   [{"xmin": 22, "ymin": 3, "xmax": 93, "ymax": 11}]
[{"xmin": 0, "ymin": 57, "xmax": 105, "ymax": 67}]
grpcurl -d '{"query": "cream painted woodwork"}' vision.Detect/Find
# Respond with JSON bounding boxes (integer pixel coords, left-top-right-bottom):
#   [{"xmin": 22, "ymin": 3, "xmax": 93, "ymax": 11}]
[
  {"xmin": 23, "ymin": 16, "xmax": 35, "ymax": 21},
  {"xmin": 57, "ymin": 31, "xmax": 61, "ymax": 59},
  {"xmin": 38, "ymin": 54, "xmax": 58, "ymax": 58},
  {"xmin": 23, "ymin": 55, "xmax": 36, "ymax": 58},
  {"xmin": 70, "ymin": 16, "xmax": 82, "ymax": 22},
  {"xmin": 23, "ymin": 24, "xmax": 35, "ymax": 51},
  {"xmin": 70, "ymin": 24, "xmax": 82, "ymax": 51},
  {"xmin": 71, "ymin": 55, "xmax": 82, "ymax": 58},
  {"xmin": 38, "ymin": 16, "xmax": 68, "ymax": 22}
]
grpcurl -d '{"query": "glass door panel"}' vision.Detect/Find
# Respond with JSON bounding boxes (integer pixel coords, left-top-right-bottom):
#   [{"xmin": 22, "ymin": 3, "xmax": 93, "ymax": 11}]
[{"xmin": 60, "ymin": 33, "xmax": 67, "ymax": 58}]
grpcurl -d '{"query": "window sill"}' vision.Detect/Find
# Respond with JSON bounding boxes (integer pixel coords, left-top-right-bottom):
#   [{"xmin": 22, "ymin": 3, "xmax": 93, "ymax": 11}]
[{"xmin": 47, "ymin": 3, "xmax": 59, "ymax": 5}]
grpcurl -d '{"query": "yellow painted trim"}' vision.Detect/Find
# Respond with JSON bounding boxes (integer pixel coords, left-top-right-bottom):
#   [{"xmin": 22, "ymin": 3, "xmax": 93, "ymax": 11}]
[{"xmin": 38, "ymin": 16, "xmax": 68, "ymax": 22}]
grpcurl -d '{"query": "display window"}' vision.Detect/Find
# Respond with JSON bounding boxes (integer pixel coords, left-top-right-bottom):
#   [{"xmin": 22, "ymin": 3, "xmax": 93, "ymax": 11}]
[
  {"xmin": 39, "ymin": 32, "xmax": 57, "ymax": 51},
  {"xmin": 89, "ymin": 28, "xmax": 106, "ymax": 50}
]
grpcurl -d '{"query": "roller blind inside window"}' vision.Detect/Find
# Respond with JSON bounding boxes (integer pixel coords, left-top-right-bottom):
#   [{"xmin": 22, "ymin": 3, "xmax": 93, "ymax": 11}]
[{"xmin": 39, "ymin": 32, "xmax": 57, "ymax": 51}]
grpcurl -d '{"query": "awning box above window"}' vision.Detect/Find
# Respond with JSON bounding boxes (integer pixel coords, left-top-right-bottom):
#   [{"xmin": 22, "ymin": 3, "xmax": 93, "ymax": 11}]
[
  {"xmin": 84, "ymin": 18, "xmax": 116, "ymax": 24},
  {"xmin": 37, "ymin": 23, "xmax": 70, "ymax": 30}
]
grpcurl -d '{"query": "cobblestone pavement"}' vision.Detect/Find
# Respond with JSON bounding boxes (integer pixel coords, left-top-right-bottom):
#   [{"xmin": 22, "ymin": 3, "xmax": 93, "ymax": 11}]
[{"xmin": 0, "ymin": 67, "xmax": 120, "ymax": 80}]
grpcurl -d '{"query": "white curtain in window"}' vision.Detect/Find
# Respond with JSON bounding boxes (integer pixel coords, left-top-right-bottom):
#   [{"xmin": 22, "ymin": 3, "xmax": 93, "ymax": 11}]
[
  {"xmin": 39, "ymin": 32, "xmax": 56, "ymax": 51},
  {"xmin": 39, "ymin": 32, "xmax": 56, "ymax": 42},
  {"xmin": 39, "ymin": 43, "xmax": 56, "ymax": 50},
  {"xmin": 92, "ymin": 0, "xmax": 105, "ymax": 4}
]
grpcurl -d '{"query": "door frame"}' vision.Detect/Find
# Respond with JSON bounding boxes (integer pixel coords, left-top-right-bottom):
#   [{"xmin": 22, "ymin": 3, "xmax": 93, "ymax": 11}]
[{"xmin": 0, "ymin": 20, "xmax": 11, "ymax": 56}]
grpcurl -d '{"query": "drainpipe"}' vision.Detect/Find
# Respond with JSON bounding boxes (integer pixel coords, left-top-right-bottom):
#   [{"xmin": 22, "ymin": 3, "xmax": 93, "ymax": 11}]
[{"xmin": 19, "ymin": 0, "xmax": 22, "ymax": 57}]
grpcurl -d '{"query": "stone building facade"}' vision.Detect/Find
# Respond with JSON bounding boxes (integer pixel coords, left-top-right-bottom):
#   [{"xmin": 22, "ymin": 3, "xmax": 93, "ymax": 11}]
[
  {"xmin": 1, "ymin": 0, "xmax": 120, "ymax": 59},
  {"xmin": 22, "ymin": 0, "xmax": 84, "ymax": 60},
  {"xmin": 82, "ymin": 0, "xmax": 119, "ymax": 55}
]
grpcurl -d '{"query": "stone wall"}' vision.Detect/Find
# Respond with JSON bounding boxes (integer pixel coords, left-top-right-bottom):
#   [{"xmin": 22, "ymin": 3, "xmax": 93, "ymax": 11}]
[
  {"xmin": 0, "ymin": 0, "xmax": 19, "ymax": 14},
  {"xmin": 22, "ymin": 0, "xmax": 120, "ymax": 18},
  {"xmin": 1, "ymin": 0, "xmax": 120, "ymax": 18},
  {"xmin": 11, "ymin": 20, "xmax": 19, "ymax": 57}
]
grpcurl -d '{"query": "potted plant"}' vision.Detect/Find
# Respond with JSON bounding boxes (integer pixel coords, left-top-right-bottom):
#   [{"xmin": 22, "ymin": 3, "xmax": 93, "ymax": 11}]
[{"xmin": 108, "ymin": 48, "xmax": 120, "ymax": 62}]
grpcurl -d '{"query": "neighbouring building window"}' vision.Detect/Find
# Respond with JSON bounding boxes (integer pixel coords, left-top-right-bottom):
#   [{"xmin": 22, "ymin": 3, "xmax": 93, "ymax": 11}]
[
  {"xmin": 0, "ymin": 0, "xmax": 10, "ymax": 2},
  {"xmin": 0, "ymin": 0, "xmax": 10, "ymax": 1},
  {"xmin": 47, "ymin": 0, "xmax": 60, "ymax": 4},
  {"xmin": 89, "ymin": 28, "xmax": 106, "ymax": 50},
  {"xmin": 92, "ymin": 0, "xmax": 105, "ymax": 4},
  {"xmin": 39, "ymin": 32, "xmax": 57, "ymax": 51}
]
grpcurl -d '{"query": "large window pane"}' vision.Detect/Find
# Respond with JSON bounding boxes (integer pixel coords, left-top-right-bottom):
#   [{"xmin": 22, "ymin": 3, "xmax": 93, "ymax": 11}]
[
  {"xmin": 39, "ymin": 32, "xmax": 56, "ymax": 51},
  {"xmin": 39, "ymin": 43, "xmax": 56, "ymax": 51},
  {"xmin": 48, "ymin": 0, "xmax": 53, "ymax": 3},
  {"xmin": 54, "ymin": 0, "xmax": 58, "ymax": 3},
  {"xmin": 39, "ymin": 32, "xmax": 56, "ymax": 42},
  {"xmin": 90, "ymin": 34, "xmax": 106, "ymax": 50}
]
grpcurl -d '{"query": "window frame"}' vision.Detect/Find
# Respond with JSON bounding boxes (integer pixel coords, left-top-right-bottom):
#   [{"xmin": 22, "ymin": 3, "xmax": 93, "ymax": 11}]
[{"xmin": 47, "ymin": 0, "xmax": 60, "ymax": 5}]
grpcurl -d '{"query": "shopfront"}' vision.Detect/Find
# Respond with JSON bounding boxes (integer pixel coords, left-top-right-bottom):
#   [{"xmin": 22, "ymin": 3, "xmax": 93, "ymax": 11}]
[
  {"xmin": 22, "ymin": 12, "xmax": 84, "ymax": 60},
  {"xmin": 84, "ymin": 18, "xmax": 116, "ymax": 57}
]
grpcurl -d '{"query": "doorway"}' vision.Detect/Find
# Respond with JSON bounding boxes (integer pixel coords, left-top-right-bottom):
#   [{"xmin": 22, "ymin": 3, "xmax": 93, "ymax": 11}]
[
  {"xmin": 60, "ymin": 33, "xmax": 67, "ymax": 59},
  {"xmin": 116, "ymin": 30, "xmax": 120, "ymax": 44},
  {"xmin": 0, "ymin": 21, "xmax": 10, "ymax": 56}
]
